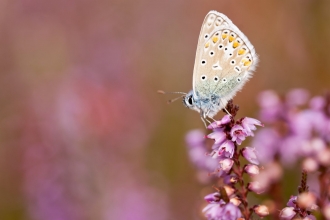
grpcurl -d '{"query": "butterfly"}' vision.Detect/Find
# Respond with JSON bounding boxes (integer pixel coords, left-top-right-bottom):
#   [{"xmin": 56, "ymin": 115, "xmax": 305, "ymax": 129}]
[{"xmin": 160, "ymin": 11, "xmax": 258, "ymax": 126}]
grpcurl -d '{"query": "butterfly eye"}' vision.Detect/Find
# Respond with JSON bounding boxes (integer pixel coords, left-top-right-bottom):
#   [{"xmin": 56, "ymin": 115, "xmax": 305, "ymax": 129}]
[
  {"xmin": 209, "ymin": 50, "xmax": 215, "ymax": 56},
  {"xmin": 222, "ymin": 78, "xmax": 227, "ymax": 83},
  {"xmin": 237, "ymin": 77, "xmax": 241, "ymax": 82},
  {"xmin": 214, "ymin": 76, "xmax": 219, "ymax": 82},
  {"xmin": 230, "ymin": 60, "xmax": 236, "ymax": 65},
  {"xmin": 218, "ymin": 44, "xmax": 223, "ymax": 50},
  {"xmin": 201, "ymin": 59, "xmax": 207, "ymax": 65},
  {"xmin": 201, "ymin": 75, "xmax": 207, "ymax": 81}
]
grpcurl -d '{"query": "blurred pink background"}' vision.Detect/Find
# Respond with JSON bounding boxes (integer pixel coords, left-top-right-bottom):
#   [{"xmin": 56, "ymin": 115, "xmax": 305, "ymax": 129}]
[{"xmin": 0, "ymin": 0, "xmax": 329, "ymax": 219}]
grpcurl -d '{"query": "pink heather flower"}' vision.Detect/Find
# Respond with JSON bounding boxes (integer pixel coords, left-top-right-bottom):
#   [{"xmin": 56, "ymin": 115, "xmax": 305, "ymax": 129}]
[
  {"xmin": 219, "ymin": 158, "xmax": 234, "ymax": 173},
  {"xmin": 309, "ymin": 96, "xmax": 326, "ymax": 110},
  {"xmin": 207, "ymin": 115, "xmax": 231, "ymax": 129},
  {"xmin": 242, "ymin": 147, "xmax": 259, "ymax": 165},
  {"xmin": 241, "ymin": 117, "xmax": 263, "ymax": 136},
  {"xmin": 185, "ymin": 130, "xmax": 219, "ymax": 172},
  {"xmin": 286, "ymin": 88, "xmax": 310, "ymax": 107},
  {"xmin": 230, "ymin": 125, "xmax": 247, "ymax": 145},
  {"xmin": 203, "ymin": 203, "xmax": 223, "ymax": 219},
  {"xmin": 244, "ymin": 164, "xmax": 259, "ymax": 176},
  {"xmin": 248, "ymin": 181, "xmax": 265, "ymax": 194},
  {"xmin": 287, "ymin": 196, "xmax": 297, "ymax": 207},
  {"xmin": 279, "ymin": 207, "xmax": 296, "ymax": 219},
  {"xmin": 254, "ymin": 205, "xmax": 269, "ymax": 218},
  {"xmin": 219, "ymin": 203, "xmax": 242, "ymax": 219},
  {"xmin": 207, "ymin": 130, "xmax": 227, "ymax": 146},
  {"xmin": 204, "ymin": 192, "xmax": 220, "ymax": 203},
  {"xmin": 213, "ymin": 140, "xmax": 235, "ymax": 159},
  {"xmin": 258, "ymin": 90, "xmax": 282, "ymax": 122}
]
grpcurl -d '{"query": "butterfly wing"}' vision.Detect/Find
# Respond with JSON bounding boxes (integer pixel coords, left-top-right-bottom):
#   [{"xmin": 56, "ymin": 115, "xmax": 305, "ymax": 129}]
[{"xmin": 192, "ymin": 11, "xmax": 258, "ymax": 112}]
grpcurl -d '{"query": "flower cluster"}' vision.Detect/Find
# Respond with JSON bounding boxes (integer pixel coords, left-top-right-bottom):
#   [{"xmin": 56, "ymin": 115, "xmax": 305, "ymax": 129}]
[
  {"xmin": 253, "ymin": 89, "xmax": 330, "ymax": 166},
  {"xmin": 186, "ymin": 101, "xmax": 267, "ymax": 219}
]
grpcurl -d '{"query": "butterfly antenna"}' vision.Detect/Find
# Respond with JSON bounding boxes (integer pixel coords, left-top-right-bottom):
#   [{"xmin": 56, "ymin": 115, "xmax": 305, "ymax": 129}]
[
  {"xmin": 157, "ymin": 90, "xmax": 186, "ymax": 95},
  {"xmin": 157, "ymin": 90, "xmax": 187, "ymax": 104}
]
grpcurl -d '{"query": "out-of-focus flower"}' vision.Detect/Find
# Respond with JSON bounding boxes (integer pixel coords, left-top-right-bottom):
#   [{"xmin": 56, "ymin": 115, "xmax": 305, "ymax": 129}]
[
  {"xmin": 203, "ymin": 203, "xmax": 224, "ymax": 219},
  {"xmin": 297, "ymin": 192, "xmax": 317, "ymax": 209},
  {"xmin": 220, "ymin": 203, "xmax": 242, "ymax": 219},
  {"xmin": 279, "ymin": 207, "xmax": 296, "ymax": 220},
  {"xmin": 302, "ymin": 157, "xmax": 319, "ymax": 172},
  {"xmin": 230, "ymin": 125, "xmax": 247, "ymax": 145},
  {"xmin": 316, "ymin": 148, "xmax": 330, "ymax": 167},
  {"xmin": 204, "ymin": 192, "xmax": 220, "ymax": 203},
  {"xmin": 252, "ymin": 162, "xmax": 283, "ymax": 192},
  {"xmin": 254, "ymin": 205, "xmax": 269, "ymax": 218},
  {"xmin": 248, "ymin": 181, "xmax": 265, "ymax": 194},
  {"xmin": 241, "ymin": 117, "xmax": 263, "ymax": 136},
  {"xmin": 185, "ymin": 130, "xmax": 219, "ymax": 172},
  {"xmin": 287, "ymin": 196, "xmax": 298, "ymax": 207},
  {"xmin": 286, "ymin": 88, "xmax": 310, "ymax": 107},
  {"xmin": 322, "ymin": 204, "xmax": 330, "ymax": 220},
  {"xmin": 244, "ymin": 164, "xmax": 259, "ymax": 176},
  {"xmin": 258, "ymin": 90, "xmax": 282, "ymax": 122},
  {"xmin": 242, "ymin": 147, "xmax": 259, "ymax": 165}
]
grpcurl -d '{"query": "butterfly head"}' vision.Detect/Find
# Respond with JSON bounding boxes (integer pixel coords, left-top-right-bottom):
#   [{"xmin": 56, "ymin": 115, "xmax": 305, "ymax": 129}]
[{"xmin": 182, "ymin": 90, "xmax": 200, "ymax": 113}]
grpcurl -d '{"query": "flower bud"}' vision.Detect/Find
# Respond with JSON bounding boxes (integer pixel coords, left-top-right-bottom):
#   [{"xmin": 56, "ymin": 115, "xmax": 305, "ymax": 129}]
[
  {"xmin": 219, "ymin": 158, "xmax": 234, "ymax": 173},
  {"xmin": 279, "ymin": 207, "xmax": 296, "ymax": 219},
  {"xmin": 223, "ymin": 185, "xmax": 235, "ymax": 197},
  {"xmin": 322, "ymin": 204, "xmax": 330, "ymax": 220},
  {"xmin": 297, "ymin": 192, "xmax": 316, "ymax": 209},
  {"xmin": 242, "ymin": 147, "xmax": 259, "ymax": 165},
  {"xmin": 254, "ymin": 205, "xmax": 269, "ymax": 217},
  {"xmin": 244, "ymin": 164, "xmax": 259, "ymax": 176},
  {"xmin": 230, "ymin": 197, "xmax": 241, "ymax": 206},
  {"xmin": 248, "ymin": 181, "xmax": 265, "ymax": 194},
  {"xmin": 302, "ymin": 157, "xmax": 319, "ymax": 172},
  {"xmin": 316, "ymin": 149, "xmax": 330, "ymax": 166}
]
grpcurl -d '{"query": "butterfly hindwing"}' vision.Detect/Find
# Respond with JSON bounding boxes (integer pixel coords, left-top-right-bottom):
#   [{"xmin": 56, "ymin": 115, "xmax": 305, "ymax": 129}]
[{"xmin": 192, "ymin": 11, "xmax": 258, "ymax": 104}]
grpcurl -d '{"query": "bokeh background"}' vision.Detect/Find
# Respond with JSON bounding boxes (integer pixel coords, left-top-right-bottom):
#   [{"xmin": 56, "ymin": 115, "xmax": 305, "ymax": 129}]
[{"xmin": 0, "ymin": 0, "xmax": 329, "ymax": 219}]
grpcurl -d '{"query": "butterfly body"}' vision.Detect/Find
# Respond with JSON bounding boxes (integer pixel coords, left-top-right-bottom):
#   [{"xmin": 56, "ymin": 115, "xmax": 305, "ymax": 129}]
[{"xmin": 183, "ymin": 11, "xmax": 258, "ymax": 120}]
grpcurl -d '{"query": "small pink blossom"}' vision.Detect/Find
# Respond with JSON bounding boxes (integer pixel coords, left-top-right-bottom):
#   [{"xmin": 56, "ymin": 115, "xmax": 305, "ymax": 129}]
[
  {"xmin": 244, "ymin": 164, "xmax": 259, "ymax": 176},
  {"xmin": 241, "ymin": 117, "xmax": 263, "ymax": 136},
  {"xmin": 248, "ymin": 181, "xmax": 265, "ymax": 194},
  {"xmin": 213, "ymin": 140, "xmax": 235, "ymax": 159},
  {"xmin": 207, "ymin": 115, "xmax": 232, "ymax": 129},
  {"xmin": 242, "ymin": 147, "xmax": 259, "ymax": 165},
  {"xmin": 230, "ymin": 125, "xmax": 247, "ymax": 145},
  {"xmin": 207, "ymin": 130, "xmax": 227, "ymax": 146},
  {"xmin": 279, "ymin": 207, "xmax": 296, "ymax": 219},
  {"xmin": 219, "ymin": 158, "xmax": 234, "ymax": 173}
]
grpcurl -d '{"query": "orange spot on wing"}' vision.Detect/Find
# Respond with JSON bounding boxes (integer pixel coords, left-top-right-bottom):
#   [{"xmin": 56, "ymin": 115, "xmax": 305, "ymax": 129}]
[
  {"xmin": 238, "ymin": 48, "xmax": 246, "ymax": 55},
  {"xmin": 233, "ymin": 41, "xmax": 240, "ymax": 48},
  {"xmin": 205, "ymin": 42, "xmax": 210, "ymax": 48},
  {"xmin": 229, "ymin": 36, "xmax": 235, "ymax": 42},
  {"xmin": 212, "ymin": 36, "xmax": 219, "ymax": 43}
]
